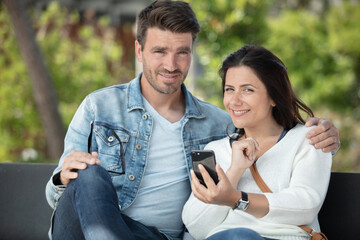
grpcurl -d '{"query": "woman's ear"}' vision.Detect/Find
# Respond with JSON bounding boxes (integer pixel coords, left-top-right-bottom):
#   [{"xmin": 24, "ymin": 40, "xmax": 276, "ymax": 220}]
[{"xmin": 270, "ymin": 100, "xmax": 276, "ymax": 107}]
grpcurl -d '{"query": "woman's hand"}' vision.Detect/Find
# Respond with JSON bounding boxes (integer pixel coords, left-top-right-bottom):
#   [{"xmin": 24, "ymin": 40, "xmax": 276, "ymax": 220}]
[
  {"xmin": 190, "ymin": 164, "xmax": 240, "ymax": 208},
  {"xmin": 229, "ymin": 138, "xmax": 259, "ymax": 176}
]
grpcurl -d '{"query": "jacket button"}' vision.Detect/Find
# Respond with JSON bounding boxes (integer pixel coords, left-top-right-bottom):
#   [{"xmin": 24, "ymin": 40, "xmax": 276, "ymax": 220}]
[
  {"xmin": 108, "ymin": 136, "xmax": 114, "ymax": 142},
  {"xmin": 136, "ymin": 144, "xmax": 142, "ymax": 150},
  {"xmin": 142, "ymin": 114, "xmax": 148, "ymax": 120},
  {"xmin": 128, "ymin": 174, "xmax": 135, "ymax": 181}
]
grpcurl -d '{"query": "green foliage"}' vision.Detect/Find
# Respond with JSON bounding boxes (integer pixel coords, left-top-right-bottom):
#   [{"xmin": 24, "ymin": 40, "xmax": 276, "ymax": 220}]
[
  {"xmin": 266, "ymin": 9, "xmax": 356, "ymax": 115},
  {"xmin": 0, "ymin": 2, "xmax": 133, "ymax": 162},
  {"xmin": 264, "ymin": 4, "xmax": 360, "ymax": 171},
  {"xmin": 188, "ymin": 0, "xmax": 270, "ymax": 107}
]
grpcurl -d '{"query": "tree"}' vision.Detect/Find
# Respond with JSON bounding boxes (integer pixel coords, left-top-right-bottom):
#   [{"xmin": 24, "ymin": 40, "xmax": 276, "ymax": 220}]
[
  {"xmin": 3, "ymin": 0, "xmax": 65, "ymax": 159},
  {"xmin": 0, "ymin": 2, "xmax": 130, "ymax": 162}
]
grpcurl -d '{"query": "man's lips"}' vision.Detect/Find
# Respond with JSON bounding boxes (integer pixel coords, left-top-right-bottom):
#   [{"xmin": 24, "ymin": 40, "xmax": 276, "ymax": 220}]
[{"xmin": 159, "ymin": 73, "xmax": 179, "ymax": 79}]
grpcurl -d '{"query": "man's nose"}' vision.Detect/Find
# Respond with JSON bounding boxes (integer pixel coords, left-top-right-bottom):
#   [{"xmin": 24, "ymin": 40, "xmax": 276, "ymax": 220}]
[{"xmin": 164, "ymin": 54, "xmax": 177, "ymax": 72}]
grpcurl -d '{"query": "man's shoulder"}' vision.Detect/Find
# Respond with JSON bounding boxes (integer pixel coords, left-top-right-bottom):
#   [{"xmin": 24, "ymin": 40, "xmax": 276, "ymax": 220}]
[
  {"xmin": 191, "ymin": 96, "xmax": 228, "ymax": 116},
  {"xmin": 89, "ymin": 83, "xmax": 129, "ymax": 96}
]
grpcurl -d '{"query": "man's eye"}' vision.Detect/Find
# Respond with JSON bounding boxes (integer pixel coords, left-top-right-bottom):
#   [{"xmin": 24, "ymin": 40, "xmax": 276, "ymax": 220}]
[{"xmin": 153, "ymin": 49, "xmax": 165, "ymax": 54}]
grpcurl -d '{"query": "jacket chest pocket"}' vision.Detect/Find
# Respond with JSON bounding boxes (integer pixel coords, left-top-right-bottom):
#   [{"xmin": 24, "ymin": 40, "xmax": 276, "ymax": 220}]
[{"xmin": 94, "ymin": 125, "xmax": 130, "ymax": 175}]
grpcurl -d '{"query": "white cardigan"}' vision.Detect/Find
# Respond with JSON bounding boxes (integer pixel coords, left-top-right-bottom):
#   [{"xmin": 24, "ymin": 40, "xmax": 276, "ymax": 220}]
[{"xmin": 182, "ymin": 124, "xmax": 332, "ymax": 240}]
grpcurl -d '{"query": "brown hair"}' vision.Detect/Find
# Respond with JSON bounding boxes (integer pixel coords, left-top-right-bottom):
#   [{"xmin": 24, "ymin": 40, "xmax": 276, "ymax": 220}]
[
  {"xmin": 136, "ymin": 0, "xmax": 200, "ymax": 50},
  {"xmin": 219, "ymin": 45, "xmax": 314, "ymax": 130}
]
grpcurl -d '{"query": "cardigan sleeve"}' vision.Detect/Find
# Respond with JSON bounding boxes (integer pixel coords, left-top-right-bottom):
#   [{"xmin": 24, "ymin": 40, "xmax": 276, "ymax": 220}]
[
  {"xmin": 261, "ymin": 135, "xmax": 332, "ymax": 225},
  {"xmin": 182, "ymin": 139, "xmax": 233, "ymax": 240},
  {"xmin": 182, "ymin": 193, "xmax": 230, "ymax": 240}
]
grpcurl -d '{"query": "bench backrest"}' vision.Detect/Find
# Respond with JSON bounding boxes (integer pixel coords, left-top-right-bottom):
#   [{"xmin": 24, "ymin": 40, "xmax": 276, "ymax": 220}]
[
  {"xmin": 0, "ymin": 163, "xmax": 359, "ymax": 239},
  {"xmin": 318, "ymin": 172, "xmax": 360, "ymax": 239},
  {"xmin": 0, "ymin": 163, "xmax": 56, "ymax": 240}
]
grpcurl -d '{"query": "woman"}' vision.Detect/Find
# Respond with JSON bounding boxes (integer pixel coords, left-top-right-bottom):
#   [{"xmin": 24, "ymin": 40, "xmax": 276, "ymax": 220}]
[{"xmin": 182, "ymin": 45, "xmax": 332, "ymax": 240}]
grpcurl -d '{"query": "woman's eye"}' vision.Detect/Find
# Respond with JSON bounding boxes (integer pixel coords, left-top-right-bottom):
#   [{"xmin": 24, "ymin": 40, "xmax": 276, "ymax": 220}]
[
  {"xmin": 225, "ymin": 88, "xmax": 234, "ymax": 92},
  {"xmin": 244, "ymin": 88, "xmax": 254, "ymax": 92}
]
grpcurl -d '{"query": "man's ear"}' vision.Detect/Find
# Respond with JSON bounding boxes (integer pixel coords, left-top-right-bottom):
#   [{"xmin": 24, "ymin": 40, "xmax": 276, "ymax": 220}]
[{"xmin": 135, "ymin": 40, "xmax": 143, "ymax": 63}]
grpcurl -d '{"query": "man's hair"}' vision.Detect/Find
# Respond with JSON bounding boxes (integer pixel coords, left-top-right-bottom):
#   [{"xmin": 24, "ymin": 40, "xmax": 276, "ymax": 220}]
[{"xmin": 137, "ymin": 0, "xmax": 200, "ymax": 49}]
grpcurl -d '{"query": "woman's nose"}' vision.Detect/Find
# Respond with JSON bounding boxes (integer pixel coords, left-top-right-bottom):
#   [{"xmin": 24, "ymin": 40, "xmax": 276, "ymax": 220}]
[{"xmin": 230, "ymin": 92, "xmax": 243, "ymax": 105}]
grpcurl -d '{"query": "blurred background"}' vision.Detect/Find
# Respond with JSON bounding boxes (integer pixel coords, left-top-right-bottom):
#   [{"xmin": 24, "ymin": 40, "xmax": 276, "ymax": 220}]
[{"xmin": 0, "ymin": 0, "xmax": 359, "ymax": 172}]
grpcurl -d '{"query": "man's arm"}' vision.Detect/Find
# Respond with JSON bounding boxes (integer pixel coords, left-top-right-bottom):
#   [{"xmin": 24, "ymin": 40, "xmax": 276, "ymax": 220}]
[{"xmin": 305, "ymin": 117, "xmax": 340, "ymax": 153}]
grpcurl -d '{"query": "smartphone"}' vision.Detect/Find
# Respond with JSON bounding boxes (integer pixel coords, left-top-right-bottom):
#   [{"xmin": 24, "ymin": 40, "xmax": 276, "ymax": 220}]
[{"xmin": 191, "ymin": 150, "xmax": 219, "ymax": 186}]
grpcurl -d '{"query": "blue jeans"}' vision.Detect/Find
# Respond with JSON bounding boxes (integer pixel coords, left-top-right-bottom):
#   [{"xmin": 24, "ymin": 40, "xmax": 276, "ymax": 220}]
[
  {"xmin": 206, "ymin": 228, "xmax": 278, "ymax": 240},
  {"xmin": 52, "ymin": 164, "xmax": 167, "ymax": 240}
]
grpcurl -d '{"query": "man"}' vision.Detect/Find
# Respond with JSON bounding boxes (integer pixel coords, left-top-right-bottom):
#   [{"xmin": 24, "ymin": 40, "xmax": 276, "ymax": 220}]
[{"xmin": 46, "ymin": 1, "xmax": 340, "ymax": 240}]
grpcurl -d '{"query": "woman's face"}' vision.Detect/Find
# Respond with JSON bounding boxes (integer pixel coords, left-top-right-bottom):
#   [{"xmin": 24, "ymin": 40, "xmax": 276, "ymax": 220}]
[{"xmin": 223, "ymin": 66, "xmax": 275, "ymax": 129}]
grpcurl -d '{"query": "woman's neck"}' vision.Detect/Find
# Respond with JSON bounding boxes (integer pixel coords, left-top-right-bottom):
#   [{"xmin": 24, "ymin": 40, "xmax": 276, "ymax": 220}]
[{"xmin": 243, "ymin": 120, "xmax": 284, "ymax": 159}]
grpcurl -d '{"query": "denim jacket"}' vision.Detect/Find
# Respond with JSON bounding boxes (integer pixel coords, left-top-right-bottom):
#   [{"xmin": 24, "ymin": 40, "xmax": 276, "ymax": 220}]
[{"xmin": 45, "ymin": 73, "xmax": 233, "ymax": 210}]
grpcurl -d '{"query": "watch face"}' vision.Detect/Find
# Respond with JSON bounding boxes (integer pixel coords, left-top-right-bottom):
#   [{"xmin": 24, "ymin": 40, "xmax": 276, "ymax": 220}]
[
  {"xmin": 236, "ymin": 200, "xmax": 249, "ymax": 210},
  {"xmin": 235, "ymin": 192, "xmax": 249, "ymax": 210},
  {"xmin": 238, "ymin": 201, "xmax": 247, "ymax": 210}
]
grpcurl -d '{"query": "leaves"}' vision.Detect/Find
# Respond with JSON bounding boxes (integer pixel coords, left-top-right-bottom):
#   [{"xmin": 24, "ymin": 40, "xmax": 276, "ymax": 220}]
[{"xmin": 0, "ymin": 2, "xmax": 132, "ymax": 162}]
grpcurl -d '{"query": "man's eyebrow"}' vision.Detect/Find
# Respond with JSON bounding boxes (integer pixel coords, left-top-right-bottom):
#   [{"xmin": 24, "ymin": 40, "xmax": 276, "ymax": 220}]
[
  {"xmin": 178, "ymin": 46, "xmax": 191, "ymax": 52},
  {"xmin": 150, "ymin": 46, "xmax": 192, "ymax": 52},
  {"xmin": 151, "ymin": 46, "xmax": 167, "ymax": 51}
]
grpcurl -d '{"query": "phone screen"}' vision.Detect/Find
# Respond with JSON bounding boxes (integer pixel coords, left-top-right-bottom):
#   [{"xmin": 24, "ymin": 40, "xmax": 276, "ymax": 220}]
[{"xmin": 191, "ymin": 150, "xmax": 219, "ymax": 186}]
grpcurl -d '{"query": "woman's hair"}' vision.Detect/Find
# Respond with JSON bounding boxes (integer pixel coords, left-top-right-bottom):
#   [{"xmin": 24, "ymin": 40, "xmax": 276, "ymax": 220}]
[
  {"xmin": 219, "ymin": 45, "xmax": 314, "ymax": 130},
  {"xmin": 136, "ymin": 0, "xmax": 200, "ymax": 50}
]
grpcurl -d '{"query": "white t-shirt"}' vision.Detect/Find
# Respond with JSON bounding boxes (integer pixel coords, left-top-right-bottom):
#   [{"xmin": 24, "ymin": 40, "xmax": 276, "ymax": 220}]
[{"xmin": 122, "ymin": 97, "xmax": 190, "ymax": 240}]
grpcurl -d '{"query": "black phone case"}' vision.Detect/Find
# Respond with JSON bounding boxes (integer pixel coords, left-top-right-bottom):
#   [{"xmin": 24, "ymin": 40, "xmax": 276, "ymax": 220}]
[{"xmin": 191, "ymin": 150, "xmax": 219, "ymax": 186}]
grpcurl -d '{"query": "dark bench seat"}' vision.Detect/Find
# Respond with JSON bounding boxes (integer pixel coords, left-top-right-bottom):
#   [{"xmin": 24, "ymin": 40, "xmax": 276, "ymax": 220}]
[{"xmin": 0, "ymin": 163, "xmax": 359, "ymax": 240}]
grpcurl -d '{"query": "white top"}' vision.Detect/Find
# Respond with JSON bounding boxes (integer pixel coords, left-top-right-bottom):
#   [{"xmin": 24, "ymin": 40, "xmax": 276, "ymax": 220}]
[
  {"xmin": 182, "ymin": 124, "xmax": 332, "ymax": 240},
  {"xmin": 122, "ymin": 97, "xmax": 190, "ymax": 240}
]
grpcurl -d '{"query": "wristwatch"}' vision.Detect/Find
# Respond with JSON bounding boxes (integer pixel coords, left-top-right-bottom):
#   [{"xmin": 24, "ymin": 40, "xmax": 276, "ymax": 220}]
[{"xmin": 234, "ymin": 191, "xmax": 249, "ymax": 211}]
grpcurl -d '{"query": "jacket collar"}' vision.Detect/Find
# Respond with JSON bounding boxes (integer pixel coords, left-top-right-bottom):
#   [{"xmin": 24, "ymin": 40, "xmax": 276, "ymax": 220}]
[{"xmin": 126, "ymin": 73, "xmax": 205, "ymax": 119}]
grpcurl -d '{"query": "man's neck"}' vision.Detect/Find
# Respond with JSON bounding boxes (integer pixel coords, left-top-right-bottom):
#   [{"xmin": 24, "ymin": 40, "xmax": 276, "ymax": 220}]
[{"xmin": 141, "ymin": 81, "xmax": 185, "ymax": 123}]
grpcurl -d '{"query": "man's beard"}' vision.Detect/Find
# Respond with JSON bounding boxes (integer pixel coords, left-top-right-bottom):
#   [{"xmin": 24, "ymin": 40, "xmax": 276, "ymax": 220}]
[{"xmin": 143, "ymin": 67, "xmax": 188, "ymax": 95}]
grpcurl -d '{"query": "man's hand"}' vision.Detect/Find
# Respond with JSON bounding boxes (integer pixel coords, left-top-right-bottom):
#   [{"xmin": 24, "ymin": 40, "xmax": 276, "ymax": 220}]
[
  {"xmin": 305, "ymin": 117, "xmax": 340, "ymax": 153},
  {"xmin": 60, "ymin": 151, "xmax": 101, "ymax": 186}
]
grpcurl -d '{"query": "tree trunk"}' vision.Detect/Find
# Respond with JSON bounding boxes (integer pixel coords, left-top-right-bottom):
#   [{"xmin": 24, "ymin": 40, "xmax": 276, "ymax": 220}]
[{"xmin": 3, "ymin": 0, "xmax": 65, "ymax": 160}]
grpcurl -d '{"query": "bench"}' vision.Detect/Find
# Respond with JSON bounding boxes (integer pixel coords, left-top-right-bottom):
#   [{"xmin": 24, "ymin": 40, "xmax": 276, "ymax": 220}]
[{"xmin": 0, "ymin": 163, "xmax": 359, "ymax": 239}]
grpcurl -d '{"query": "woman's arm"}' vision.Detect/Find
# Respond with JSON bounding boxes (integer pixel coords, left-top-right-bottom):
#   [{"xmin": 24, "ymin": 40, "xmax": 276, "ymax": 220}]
[{"xmin": 260, "ymin": 138, "xmax": 332, "ymax": 225}]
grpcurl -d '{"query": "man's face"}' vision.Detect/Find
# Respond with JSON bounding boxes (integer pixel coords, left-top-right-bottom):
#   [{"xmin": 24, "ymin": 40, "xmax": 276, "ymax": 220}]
[{"xmin": 135, "ymin": 27, "xmax": 193, "ymax": 95}]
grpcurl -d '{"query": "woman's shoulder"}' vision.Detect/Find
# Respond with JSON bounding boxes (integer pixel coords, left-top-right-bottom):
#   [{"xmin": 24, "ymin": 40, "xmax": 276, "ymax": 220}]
[
  {"xmin": 287, "ymin": 124, "xmax": 315, "ymax": 139},
  {"xmin": 288, "ymin": 124, "xmax": 331, "ymax": 157}
]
